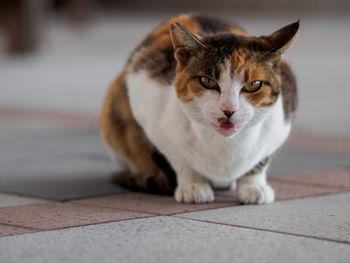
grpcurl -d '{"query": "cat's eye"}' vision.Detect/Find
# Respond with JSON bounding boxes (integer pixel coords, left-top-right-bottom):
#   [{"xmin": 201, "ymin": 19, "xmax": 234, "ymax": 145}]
[
  {"xmin": 242, "ymin": 81, "xmax": 263, "ymax": 93},
  {"xmin": 199, "ymin": 77, "xmax": 220, "ymax": 91}
]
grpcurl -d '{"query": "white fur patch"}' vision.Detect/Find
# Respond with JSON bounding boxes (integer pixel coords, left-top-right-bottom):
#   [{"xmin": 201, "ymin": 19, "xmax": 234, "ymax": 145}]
[
  {"xmin": 237, "ymin": 165, "xmax": 275, "ymax": 204},
  {"xmin": 237, "ymin": 182, "xmax": 275, "ymax": 204},
  {"xmin": 175, "ymin": 183, "xmax": 215, "ymax": 203},
  {"xmin": 126, "ymin": 69, "xmax": 291, "ymax": 203}
]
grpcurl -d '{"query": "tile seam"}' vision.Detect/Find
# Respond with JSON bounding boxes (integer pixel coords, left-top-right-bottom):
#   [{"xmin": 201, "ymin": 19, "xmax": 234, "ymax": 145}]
[
  {"xmin": 173, "ymin": 216, "xmax": 350, "ymax": 245},
  {"xmin": 269, "ymin": 177, "xmax": 350, "ymax": 190},
  {"xmin": 0, "ymin": 222, "xmax": 40, "ymax": 231},
  {"xmin": 0, "ymin": 191, "xmax": 55, "ymax": 202},
  {"xmin": 32, "ymin": 215, "xmax": 158, "ymax": 231},
  {"xmin": 1, "ymin": 215, "xmax": 159, "ymax": 236},
  {"xmin": 164, "ymin": 204, "xmax": 236, "ymax": 216},
  {"xmin": 71, "ymin": 200, "xmax": 236, "ymax": 216},
  {"xmin": 68, "ymin": 201, "xmax": 161, "ymax": 215}
]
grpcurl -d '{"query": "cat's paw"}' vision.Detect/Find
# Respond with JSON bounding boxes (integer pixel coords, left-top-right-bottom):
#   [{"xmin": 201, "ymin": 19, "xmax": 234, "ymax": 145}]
[
  {"xmin": 237, "ymin": 183, "xmax": 274, "ymax": 204},
  {"xmin": 175, "ymin": 183, "xmax": 215, "ymax": 203}
]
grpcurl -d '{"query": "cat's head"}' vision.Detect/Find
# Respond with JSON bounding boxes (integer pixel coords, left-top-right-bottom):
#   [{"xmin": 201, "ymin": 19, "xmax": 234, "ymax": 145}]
[{"xmin": 170, "ymin": 21, "xmax": 299, "ymax": 138}]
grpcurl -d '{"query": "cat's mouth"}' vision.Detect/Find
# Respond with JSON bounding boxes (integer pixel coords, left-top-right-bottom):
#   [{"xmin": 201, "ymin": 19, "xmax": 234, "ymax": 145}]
[{"xmin": 212, "ymin": 120, "xmax": 239, "ymax": 137}]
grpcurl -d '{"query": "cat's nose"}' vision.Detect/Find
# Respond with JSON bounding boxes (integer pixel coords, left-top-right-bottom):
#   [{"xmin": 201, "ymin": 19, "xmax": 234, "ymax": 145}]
[{"xmin": 223, "ymin": 110, "xmax": 234, "ymax": 119}]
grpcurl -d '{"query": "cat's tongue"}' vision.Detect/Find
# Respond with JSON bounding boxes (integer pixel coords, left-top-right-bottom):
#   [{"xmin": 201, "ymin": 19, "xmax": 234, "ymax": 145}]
[
  {"xmin": 219, "ymin": 121, "xmax": 235, "ymax": 130},
  {"xmin": 212, "ymin": 121, "xmax": 238, "ymax": 136}
]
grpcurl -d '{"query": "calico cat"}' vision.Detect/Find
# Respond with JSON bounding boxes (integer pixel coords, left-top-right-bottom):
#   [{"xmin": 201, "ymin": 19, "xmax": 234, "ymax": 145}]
[{"xmin": 100, "ymin": 14, "xmax": 299, "ymax": 204}]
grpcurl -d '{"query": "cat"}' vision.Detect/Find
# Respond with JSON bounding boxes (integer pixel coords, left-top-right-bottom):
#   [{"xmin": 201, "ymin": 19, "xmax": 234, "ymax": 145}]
[{"xmin": 100, "ymin": 14, "xmax": 299, "ymax": 204}]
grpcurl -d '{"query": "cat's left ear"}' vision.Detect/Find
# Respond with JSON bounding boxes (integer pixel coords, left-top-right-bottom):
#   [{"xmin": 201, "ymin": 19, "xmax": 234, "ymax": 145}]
[
  {"xmin": 170, "ymin": 22, "xmax": 207, "ymax": 66},
  {"xmin": 258, "ymin": 20, "xmax": 300, "ymax": 59}
]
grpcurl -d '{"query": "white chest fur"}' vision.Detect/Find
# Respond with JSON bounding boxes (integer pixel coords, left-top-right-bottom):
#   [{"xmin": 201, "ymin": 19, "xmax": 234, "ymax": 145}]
[{"xmin": 126, "ymin": 70, "xmax": 291, "ymax": 184}]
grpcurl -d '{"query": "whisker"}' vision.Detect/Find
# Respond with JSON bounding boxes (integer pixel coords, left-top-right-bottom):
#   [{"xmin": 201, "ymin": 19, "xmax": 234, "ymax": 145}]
[{"xmin": 255, "ymin": 43, "xmax": 281, "ymax": 63}]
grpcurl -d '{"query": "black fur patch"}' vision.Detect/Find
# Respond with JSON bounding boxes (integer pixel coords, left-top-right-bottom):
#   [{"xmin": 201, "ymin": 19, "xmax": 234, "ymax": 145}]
[
  {"xmin": 152, "ymin": 150, "xmax": 177, "ymax": 190},
  {"xmin": 246, "ymin": 157, "xmax": 270, "ymax": 176}
]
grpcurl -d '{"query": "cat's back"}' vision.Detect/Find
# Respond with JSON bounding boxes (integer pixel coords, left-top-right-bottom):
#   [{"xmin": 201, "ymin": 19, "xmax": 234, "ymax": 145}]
[{"xmin": 126, "ymin": 14, "xmax": 247, "ymax": 84}]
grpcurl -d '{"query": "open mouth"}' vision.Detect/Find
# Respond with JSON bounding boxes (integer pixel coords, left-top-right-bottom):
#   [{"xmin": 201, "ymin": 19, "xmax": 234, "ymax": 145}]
[{"xmin": 212, "ymin": 120, "xmax": 239, "ymax": 136}]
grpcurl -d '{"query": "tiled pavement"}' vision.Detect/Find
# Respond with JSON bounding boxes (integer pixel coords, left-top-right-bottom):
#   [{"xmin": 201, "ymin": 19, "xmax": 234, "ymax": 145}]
[{"xmin": 0, "ymin": 109, "xmax": 350, "ymax": 262}]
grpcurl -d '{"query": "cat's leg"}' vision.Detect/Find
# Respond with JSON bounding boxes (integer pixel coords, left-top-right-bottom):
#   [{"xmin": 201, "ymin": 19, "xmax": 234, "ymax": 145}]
[
  {"xmin": 175, "ymin": 163, "xmax": 214, "ymax": 203},
  {"xmin": 236, "ymin": 157, "xmax": 274, "ymax": 204}
]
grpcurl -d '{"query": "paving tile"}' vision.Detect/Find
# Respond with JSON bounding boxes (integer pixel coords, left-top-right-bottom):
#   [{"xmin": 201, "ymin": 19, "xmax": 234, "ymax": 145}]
[
  {"xmin": 214, "ymin": 191, "xmax": 238, "ymax": 202},
  {"xmin": 177, "ymin": 192, "xmax": 350, "ymax": 243},
  {"xmin": 1, "ymin": 217, "xmax": 350, "ymax": 263},
  {"xmin": 0, "ymin": 224, "xmax": 36, "ymax": 237},
  {"xmin": 272, "ymin": 169, "xmax": 350, "ymax": 189},
  {"xmin": 268, "ymin": 147, "xmax": 350, "ymax": 176},
  {"xmin": 215, "ymin": 179, "xmax": 345, "ymax": 202},
  {"xmin": 286, "ymin": 132, "xmax": 350, "ymax": 153},
  {"xmin": 72, "ymin": 192, "xmax": 237, "ymax": 215},
  {"xmin": 0, "ymin": 127, "xmax": 127, "ymax": 201},
  {"xmin": 268, "ymin": 179, "xmax": 346, "ymax": 200},
  {"xmin": 211, "ymin": 179, "xmax": 347, "ymax": 202},
  {"xmin": 0, "ymin": 107, "xmax": 98, "ymax": 127},
  {"xmin": 0, "ymin": 202, "xmax": 151, "ymax": 230},
  {"xmin": 0, "ymin": 193, "xmax": 48, "ymax": 208}
]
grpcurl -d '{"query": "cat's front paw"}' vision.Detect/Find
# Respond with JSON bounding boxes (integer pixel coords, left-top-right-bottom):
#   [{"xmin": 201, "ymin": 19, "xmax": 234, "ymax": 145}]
[
  {"xmin": 175, "ymin": 183, "xmax": 215, "ymax": 203},
  {"xmin": 237, "ymin": 183, "xmax": 274, "ymax": 204}
]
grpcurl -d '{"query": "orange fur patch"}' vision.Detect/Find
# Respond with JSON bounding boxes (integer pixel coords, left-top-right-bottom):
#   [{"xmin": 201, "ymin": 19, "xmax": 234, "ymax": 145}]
[
  {"xmin": 188, "ymin": 78, "xmax": 205, "ymax": 98},
  {"xmin": 228, "ymin": 27, "xmax": 250, "ymax": 36},
  {"xmin": 230, "ymin": 51, "xmax": 246, "ymax": 75},
  {"xmin": 238, "ymin": 60, "xmax": 280, "ymax": 107},
  {"xmin": 248, "ymin": 67, "xmax": 269, "ymax": 82},
  {"xmin": 100, "ymin": 71, "xmax": 159, "ymax": 174},
  {"xmin": 174, "ymin": 73, "xmax": 204, "ymax": 102},
  {"xmin": 243, "ymin": 84, "xmax": 272, "ymax": 106}
]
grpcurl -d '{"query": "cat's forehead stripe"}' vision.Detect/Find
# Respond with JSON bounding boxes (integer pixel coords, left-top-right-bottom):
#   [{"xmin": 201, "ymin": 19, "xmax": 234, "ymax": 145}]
[{"xmin": 229, "ymin": 51, "xmax": 246, "ymax": 76}]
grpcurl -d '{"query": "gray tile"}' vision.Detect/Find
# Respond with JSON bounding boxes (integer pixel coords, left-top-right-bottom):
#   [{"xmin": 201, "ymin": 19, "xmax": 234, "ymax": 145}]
[
  {"xmin": 0, "ymin": 126, "xmax": 107, "ymax": 159},
  {"xmin": 0, "ymin": 217, "xmax": 349, "ymax": 263},
  {"xmin": 269, "ymin": 146, "xmax": 350, "ymax": 176},
  {"xmin": 0, "ymin": 193, "xmax": 47, "ymax": 208},
  {"xmin": 177, "ymin": 192, "xmax": 350, "ymax": 243},
  {"xmin": 0, "ymin": 127, "xmax": 127, "ymax": 200}
]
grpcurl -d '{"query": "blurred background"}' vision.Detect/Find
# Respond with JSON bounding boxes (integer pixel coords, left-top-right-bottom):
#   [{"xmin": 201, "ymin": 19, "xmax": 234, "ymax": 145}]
[
  {"xmin": 0, "ymin": 0, "xmax": 349, "ymax": 200},
  {"xmin": 0, "ymin": 0, "xmax": 349, "ymax": 137}
]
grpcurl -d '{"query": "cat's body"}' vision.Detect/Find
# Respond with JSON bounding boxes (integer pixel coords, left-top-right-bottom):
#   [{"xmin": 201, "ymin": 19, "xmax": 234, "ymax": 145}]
[
  {"xmin": 127, "ymin": 69, "xmax": 290, "ymax": 185},
  {"xmin": 101, "ymin": 14, "xmax": 298, "ymax": 204}
]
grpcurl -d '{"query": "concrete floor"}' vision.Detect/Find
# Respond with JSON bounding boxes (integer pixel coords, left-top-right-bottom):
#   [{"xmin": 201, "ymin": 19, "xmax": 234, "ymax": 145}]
[{"xmin": 0, "ymin": 193, "xmax": 350, "ymax": 263}]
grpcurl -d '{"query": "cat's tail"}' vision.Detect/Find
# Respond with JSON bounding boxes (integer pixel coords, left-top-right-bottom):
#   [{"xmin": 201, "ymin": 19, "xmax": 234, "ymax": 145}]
[{"xmin": 112, "ymin": 170, "xmax": 176, "ymax": 195}]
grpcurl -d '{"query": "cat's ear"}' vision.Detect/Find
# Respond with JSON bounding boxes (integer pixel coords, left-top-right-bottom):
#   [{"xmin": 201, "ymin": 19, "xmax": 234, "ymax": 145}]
[
  {"xmin": 257, "ymin": 20, "xmax": 300, "ymax": 60},
  {"xmin": 170, "ymin": 22, "xmax": 207, "ymax": 66}
]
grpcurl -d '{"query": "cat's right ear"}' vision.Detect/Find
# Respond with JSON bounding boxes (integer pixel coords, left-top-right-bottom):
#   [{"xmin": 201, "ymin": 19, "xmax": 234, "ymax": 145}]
[
  {"xmin": 257, "ymin": 20, "xmax": 300, "ymax": 60},
  {"xmin": 170, "ymin": 23, "xmax": 207, "ymax": 66}
]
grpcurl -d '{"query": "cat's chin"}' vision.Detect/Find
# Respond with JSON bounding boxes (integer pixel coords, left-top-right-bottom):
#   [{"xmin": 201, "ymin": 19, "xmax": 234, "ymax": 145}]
[{"xmin": 211, "ymin": 121, "xmax": 240, "ymax": 138}]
